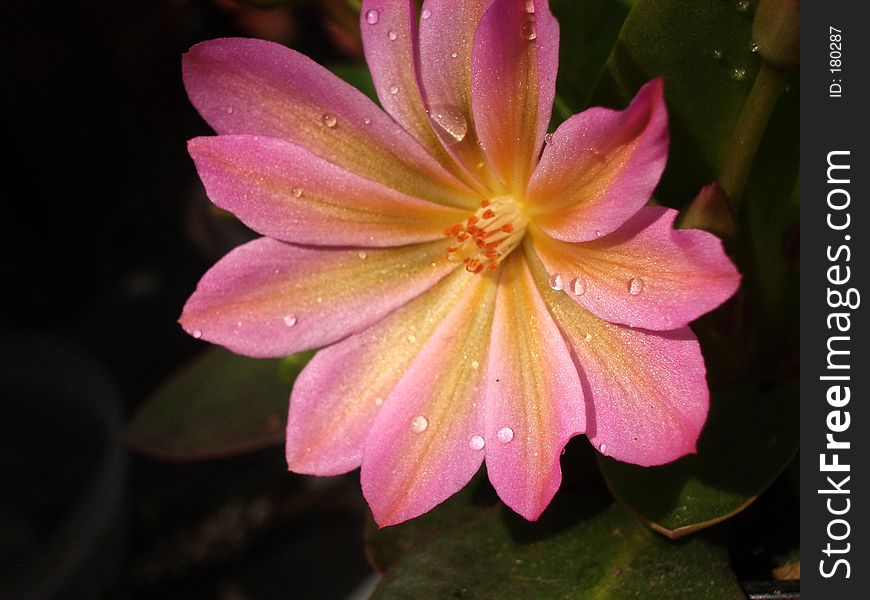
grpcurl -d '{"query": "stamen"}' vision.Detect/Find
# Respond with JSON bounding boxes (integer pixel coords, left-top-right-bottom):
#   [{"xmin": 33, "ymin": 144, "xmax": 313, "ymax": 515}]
[{"xmin": 444, "ymin": 197, "xmax": 527, "ymax": 273}]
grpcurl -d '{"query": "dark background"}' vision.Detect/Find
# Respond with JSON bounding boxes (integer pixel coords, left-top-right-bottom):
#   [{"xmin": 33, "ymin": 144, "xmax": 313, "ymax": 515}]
[{"xmin": 1, "ymin": 1, "xmax": 375, "ymax": 598}]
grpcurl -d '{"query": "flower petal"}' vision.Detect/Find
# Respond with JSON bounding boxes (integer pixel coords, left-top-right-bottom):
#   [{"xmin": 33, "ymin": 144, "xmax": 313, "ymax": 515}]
[
  {"xmin": 188, "ymin": 135, "xmax": 467, "ymax": 247},
  {"xmin": 471, "ymin": 0, "xmax": 559, "ymax": 193},
  {"xmin": 361, "ymin": 270, "xmax": 497, "ymax": 526},
  {"xmin": 531, "ymin": 207, "xmax": 741, "ymax": 330},
  {"xmin": 525, "ymin": 243, "xmax": 708, "ymax": 466},
  {"xmin": 527, "ymin": 80, "xmax": 668, "ymax": 241},
  {"xmin": 286, "ymin": 268, "xmax": 477, "ymax": 475},
  {"xmin": 484, "ymin": 253, "xmax": 585, "ymax": 521},
  {"xmin": 180, "ymin": 238, "xmax": 456, "ymax": 358},
  {"xmin": 417, "ymin": 0, "xmax": 501, "ymax": 189},
  {"xmin": 183, "ymin": 37, "xmax": 478, "ymax": 209}
]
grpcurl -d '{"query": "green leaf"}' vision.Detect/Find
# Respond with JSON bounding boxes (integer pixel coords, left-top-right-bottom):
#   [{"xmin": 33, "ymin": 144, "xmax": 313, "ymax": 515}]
[
  {"xmin": 591, "ymin": 0, "xmax": 762, "ymax": 208},
  {"xmin": 368, "ymin": 481, "xmax": 744, "ymax": 599},
  {"xmin": 598, "ymin": 381, "xmax": 798, "ymax": 538},
  {"xmin": 550, "ymin": 0, "xmax": 632, "ymax": 119},
  {"xmin": 127, "ymin": 348, "xmax": 313, "ymax": 460},
  {"xmin": 329, "ymin": 62, "xmax": 378, "ymax": 102}
]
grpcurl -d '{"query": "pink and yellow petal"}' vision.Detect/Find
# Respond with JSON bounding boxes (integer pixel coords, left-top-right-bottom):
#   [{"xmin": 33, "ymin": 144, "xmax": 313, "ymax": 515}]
[
  {"xmin": 361, "ymin": 270, "xmax": 497, "ymax": 526},
  {"xmin": 484, "ymin": 253, "xmax": 585, "ymax": 520},
  {"xmin": 286, "ymin": 268, "xmax": 478, "ymax": 475},
  {"xmin": 525, "ymin": 243, "xmax": 708, "ymax": 466},
  {"xmin": 180, "ymin": 238, "xmax": 456, "ymax": 358},
  {"xmin": 527, "ymin": 80, "xmax": 668, "ymax": 241},
  {"xmin": 188, "ymin": 135, "xmax": 467, "ymax": 247},
  {"xmin": 183, "ymin": 37, "xmax": 478, "ymax": 209},
  {"xmin": 531, "ymin": 207, "xmax": 740, "ymax": 330},
  {"xmin": 472, "ymin": 0, "xmax": 559, "ymax": 193},
  {"xmin": 417, "ymin": 0, "xmax": 501, "ymax": 190}
]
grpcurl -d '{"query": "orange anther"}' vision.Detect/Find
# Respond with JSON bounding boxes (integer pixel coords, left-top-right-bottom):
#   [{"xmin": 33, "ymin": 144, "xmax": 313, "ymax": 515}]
[
  {"xmin": 501, "ymin": 224, "xmax": 514, "ymax": 233},
  {"xmin": 482, "ymin": 209, "xmax": 496, "ymax": 219}
]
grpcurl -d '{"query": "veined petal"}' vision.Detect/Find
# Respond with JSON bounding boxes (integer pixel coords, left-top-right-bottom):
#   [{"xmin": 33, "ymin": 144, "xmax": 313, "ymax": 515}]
[
  {"xmin": 189, "ymin": 135, "xmax": 467, "ymax": 247},
  {"xmin": 527, "ymin": 80, "xmax": 668, "ymax": 241},
  {"xmin": 180, "ymin": 238, "xmax": 456, "ymax": 358},
  {"xmin": 531, "ymin": 207, "xmax": 741, "ymax": 330},
  {"xmin": 418, "ymin": 0, "xmax": 501, "ymax": 190},
  {"xmin": 286, "ymin": 268, "xmax": 477, "ymax": 475},
  {"xmin": 525, "ymin": 243, "xmax": 709, "ymax": 466},
  {"xmin": 485, "ymin": 253, "xmax": 585, "ymax": 521},
  {"xmin": 183, "ymin": 37, "xmax": 479, "ymax": 209},
  {"xmin": 472, "ymin": 0, "xmax": 559, "ymax": 193},
  {"xmin": 361, "ymin": 270, "xmax": 497, "ymax": 526}
]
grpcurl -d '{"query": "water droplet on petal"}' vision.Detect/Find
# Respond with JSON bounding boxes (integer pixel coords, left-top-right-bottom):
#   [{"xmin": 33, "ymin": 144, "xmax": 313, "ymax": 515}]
[
  {"xmin": 365, "ymin": 8, "xmax": 380, "ymax": 24},
  {"xmin": 389, "ymin": 84, "xmax": 399, "ymax": 95},
  {"xmin": 427, "ymin": 104, "xmax": 468, "ymax": 145},
  {"xmin": 525, "ymin": 0, "xmax": 536, "ymax": 13},
  {"xmin": 497, "ymin": 427, "xmax": 514, "ymax": 444},
  {"xmin": 192, "ymin": 329, "xmax": 202, "ymax": 339},
  {"xmin": 357, "ymin": 251, "xmax": 367, "ymax": 260},
  {"xmin": 363, "ymin": 117, "xmax": 372, "ymax": 125},
  {"xmin": 628, "ymin": 277, "xmax": 644, "ymax": 295},
  {"xmin": 225, "ymin": 106, "xmax": 234, "ymax": 114},
  {"xmin": 594, "ymin": 229, "xmax": 602, "ymax": 237},
  {"xmin": 549, "ymin": 273, "xmax": 563, "ymax": 291},
  {"xmin": 374, "ymin": 397, "xmax": 384, "ymax": 407},
  {"xmin": 388, "ymin": 29, "xmax": 398, "ymax": 41},
  {"xmin": 544, "ymin": 132, "xmax": 553, "ymax": 144},
  {"xmin": 411, "ymin": 415, "xmax": 429, "ymax": 433},
  {"xmin": 282, "ymin": 314, "xmax": 297, "ymax": 327},
  {"xmin": 730, "ymin": 67, "xmax": 747, "ymax": 81},
  {"xmin": 599, "ymin": 442, "xmax": 608, "ymax": 454},
  {"xmin": 570, "ymin": 276, "xmax": 586, "ymax": 296},
  {"xmin": 291, "ymin": 187, "xmax": 303, "ymax": 198},
  {"xmin": 450, "ymin": 51, "xmax": 458, "ymax": 58},
  {"xmin": 521, "ymin": 18, "xmax": 537, "ymax": 41},
  {"xmin": 322, "ymin": 113, "xmax": 337, "ymax": 128},
  {"xmin": 471, "ymin": 360, "xmax": 480, "ymax": 369},
  {"xmin": 469, "ymin": 435, "xmax": 485, "ymax": 451},
  {"xmin": 421, "ymin": 8, "xmax": 432, "ymax": 19},
  {"xmin": 584, "ymin": 332, "xmax": 593, "ymax": 342},
  {"xmin": 407, "ymin": 334, "xmax": 417, "ymax": 343}
]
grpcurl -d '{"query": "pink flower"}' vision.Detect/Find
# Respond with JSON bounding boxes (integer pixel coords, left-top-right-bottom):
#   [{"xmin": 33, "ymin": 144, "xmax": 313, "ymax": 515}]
[{"xmin": 180, "ymin": 0, "xmax": 740, "ymax": 526}]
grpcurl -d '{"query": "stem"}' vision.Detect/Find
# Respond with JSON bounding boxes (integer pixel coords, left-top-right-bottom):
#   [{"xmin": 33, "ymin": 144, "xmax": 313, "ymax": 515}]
[{"xmin": 717, "ymin": 61, "xmax": 790, "ymax": 214}]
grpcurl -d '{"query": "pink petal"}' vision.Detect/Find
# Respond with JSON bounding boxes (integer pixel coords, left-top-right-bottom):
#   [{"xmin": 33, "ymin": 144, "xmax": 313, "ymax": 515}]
[
  {"xmin": 286, "ymin": 269, "xmax": 477, "ymax": 475},
  {"xmin": 188, "ymin": 135, "xmax": 467, "ymax": 247},
  {"xmin": 471, "ymin": 0, "xmax": 559, "ymax": 193},
  {"xmin": 179, "ymin": 238, "xmax": 455, "ymax": 358},
  {"xmin": 484, "ymin": 253, "xmax": 585, "ymax": 521},
  {"xmin": 527, "ymin": 80, "xmax": 669, "ymax": 241},
  {"xmin": 531, "ymin": 207, "xmax": 741, "ymax": 330},
  {"xmin": 417, "ymin": 0, "xmax": 501, "ymax": 189},
  {"xmin": 183, "ymin": 37, "xmax": 478, "ymax": 209},
  {"xmin": 361, "ymin": 271, "xmax": 497, "ymax": 526},
  {"xmin": 526, "ymin": 245, "xmax": 708, "ymax": 466}
]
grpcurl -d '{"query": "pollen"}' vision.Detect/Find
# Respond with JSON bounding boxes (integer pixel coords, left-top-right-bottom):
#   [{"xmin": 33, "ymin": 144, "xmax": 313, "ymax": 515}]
[{"xmin": 443, "ymin": 197, "xmax": 528, "ymax": 273}]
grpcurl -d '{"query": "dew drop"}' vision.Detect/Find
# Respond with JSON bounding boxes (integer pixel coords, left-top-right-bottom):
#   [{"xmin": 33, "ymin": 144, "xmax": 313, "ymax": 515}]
[
  {"xmin": 407, "ymin": 334, "xmax": 417, "ymax": 343},
  {"xmin": 712, "ymin": 48, "xmax": 723, "ymax": 60},
  {"xmin": 525, "ymin": 0, "xmax": 536, "ymax": 13},
  {"xmin": 192, "ymin": 329, "xmax": 203, "ymax": 339},
  {"xmin": 469, "ymin": 435, "xmax": 485, "ymax": 451},
  {"xmin": 599, "ymin": 442, "xmax": 608, "ymax": 454},
  {"xmin": 521, "ymin": 18, "xmax": 537, "ymax": 41},
  {"xmin": 450, "ymin": 51, "xmax": 458, "ymax": 58},
  {"xmin": 291, "ymin": 187, "xmax": 303, "ymax": 198},
  {"xmin": 471, "ymin": 360, "xmax": 480, "ymax": 370},
  {"xmin": 594, "ymin": 229, "xmax": 602, "ymax": 237},
  {"xmin": 569, "ymin": 276, "xmax": 586, "ymax": 296},
  {"xmin": 388, "ymin": 29, "xmax": 398, "ymax": 41},
  {"xmin": 735, "ymin": 0, "xmax": 750, "ymax": 12},
  {"xmin": 750, "ymin": 40, "xmax": 759, "ymax": 53},
  {"xmin": 357, "ymin": 251, "xmax": 368, "ymax": 260},
  {"xmin": 322, "ymin": 113, "xmax": 337, "ymax": 128},
  {"xmin": 548, "ymin": 273, "xmax": 563, "ymax": 291},
  {"xmin": 730, "ymin": 67, "xmax": 747, "ymax": 81},
  {"xmin": 544, "ymin": 132, "xmax": 553, "ymax": 144},
  {"xmin": 225, "ymin": 106, "xmax": 234, "ymax": 114},
  {"xmin": 411, "ymin": 415, "xmax": 429, "ymax": 433},
  {"xmin": 283, "ymin": 314, "xmax": 297, "ymax": 327},
  {"xmin": 497, "ymin": 427, "xmax": 514, "ymax": 444},
  {"xmin": 628, "ymin": 277, "xmax": 644, "ymax": 296},
  {"xmin": 365, "ymin": 8, "xmax": 380, "ymax": 24},
  {"xmin": 374, "ymin": 397, "xmax": 384, "ymax": 407},
  {"xmin": 389, "ymin": 84, "xmax": 400, "ymax": 95},
  {"xmin": 584, "ymin": 332, "xmax": 593, "ymax": 342},
  {"xmin": 427, "ymin": 104, "xmax": 468, "ymax": 145},
  {"xmin": 421, "ymin": 8, "xmax": 432, "ymax": 19}
]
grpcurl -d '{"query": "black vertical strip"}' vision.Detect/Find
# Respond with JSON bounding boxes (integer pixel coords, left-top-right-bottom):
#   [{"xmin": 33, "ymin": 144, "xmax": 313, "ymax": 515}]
[{"xmin": 801, "ymin": 0, "xmax": 869, "ymax": 596}]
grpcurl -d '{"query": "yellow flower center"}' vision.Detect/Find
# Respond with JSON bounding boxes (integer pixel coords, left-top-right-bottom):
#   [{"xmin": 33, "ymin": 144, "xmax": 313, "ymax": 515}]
[{"xmin": 444, "ymin": 197, "xmax": 528, "ymax": 274}]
